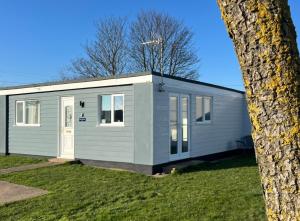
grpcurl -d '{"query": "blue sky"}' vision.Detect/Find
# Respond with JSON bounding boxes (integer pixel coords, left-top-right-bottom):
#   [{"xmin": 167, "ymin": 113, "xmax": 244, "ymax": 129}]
[{"xmin": 0, "ymin": 0, "xmax": 299, "ymax": 90}]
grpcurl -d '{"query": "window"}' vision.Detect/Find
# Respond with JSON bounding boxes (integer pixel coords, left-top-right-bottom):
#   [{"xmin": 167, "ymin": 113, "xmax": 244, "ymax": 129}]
[
  {"xmin": 204, "ymin": 97, "xmax": 211, "ymax": 121},
  {"xmin": 195, "ymin": 97, "xmax": 203, "ymax": 122},
  {"xmin": 16, "ymin": 101, "xmax": 24, "ymax": 124},
  {"xmin": 100, "ymin": 95, "xmax": 112, "ymax": 124},
  {"xmin": 16, "ymin": 100, "xmax": 40, "ymax": 126},
  {"xmin": 114, "ymin": 95, "xmax": 124, "ymax": 123},
  {"xmin": 196, "ymin": 96, "xmax": 212, "ymax": 123},
  {"xmin": 99, "ymin": 94, "xmax": 124, "ymax": 125},
  {"xmin": 181, "ymin": 97, "xmax": 189, "ymax": 152},
  {"xmin": 64, "ymin": 105, "xmax": 73, "ymax": 127},
  {"xmin": 169, "ymin": 96, "xmax": 178, "ymax": 155}
]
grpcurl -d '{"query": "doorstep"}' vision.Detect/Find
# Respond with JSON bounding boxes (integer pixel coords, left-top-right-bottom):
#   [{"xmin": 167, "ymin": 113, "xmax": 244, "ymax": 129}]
[{"xmin": 48, "ymin": 158, "xmax": 76, "ymax": 163}]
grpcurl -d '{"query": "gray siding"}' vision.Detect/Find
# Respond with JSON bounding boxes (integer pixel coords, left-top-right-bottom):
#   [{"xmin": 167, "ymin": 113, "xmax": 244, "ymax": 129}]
[
  {"xmin": 5, "ymin": 75, "xmax": 251, "ymax": 167},
  {"xmin": 9, "ymin": 94, "xmax": 59, "ymax": 157},
  {"xmin": 8, "ymin": 85, "xmax": 136, "ymax": 163},
  {"xmin": 0, "ymin": 96, "xmax": 7, "ymax": 154},
  {"xmin": 133, "ymin": 83, "xmax": 154, "ymax": 165},
  {"xmin": 74, "ymin": 86, "xmax": 134, "ymax": 163},
  {"xmin": 153, "ymin": 77, "xmax": 251, "ymax": 165}
]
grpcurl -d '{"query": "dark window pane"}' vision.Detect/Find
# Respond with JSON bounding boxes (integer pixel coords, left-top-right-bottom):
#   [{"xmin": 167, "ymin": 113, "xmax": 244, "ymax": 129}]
[
  {"xmin": 170, "ymin": 124, "xmax": 178, "ymax": 154},
  {"xmin": 100, "ymin": 95, "xmax": 111, "ymax": 123},
  {"xmin": 101, "ymin": 111, "xmax": 111, "ymax": 123},
  {"xmin": 170, "ymin": 96, "xmax": 178, "ymax": 155},
  {"xmin": 182, "ymin": 141, "xmax": 188, "ymax": 152},
  {"xmin": 205, "ymin": 112, "xmax": 211, "ymax": 121},
  {"xmin": 171, "ymin": 141, "xmax": 178, "ymax": 154},
  {"xmin": 196, "ymin": 97, "xmax": 203, "ymax": 122},
  {"xmin": 114, "ymin": 96, "xmax": 123, "ymax": 122},
  {"xmin": 114, "ymin": 110, "xmax": 123, "ymax": 122},
  {"xmin": 204, "ymin": 97, "xmax": 211, "ymax": 121}
]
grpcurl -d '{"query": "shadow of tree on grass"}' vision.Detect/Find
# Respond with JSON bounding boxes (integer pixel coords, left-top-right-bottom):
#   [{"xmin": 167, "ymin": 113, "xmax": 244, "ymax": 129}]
[{"xmin": 179, "ymin": 153, "xmax": 258, "ymax": 174}]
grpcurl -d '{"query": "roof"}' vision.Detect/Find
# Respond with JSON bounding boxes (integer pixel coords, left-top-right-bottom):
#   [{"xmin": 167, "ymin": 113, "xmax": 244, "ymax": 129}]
[
  {"xmin": 151, "ymin": 72, "xmax": 244, "ymax": 94},
  {"xmin": 0, "ymin": 71, "xmax": 245, "ymax": 95},
  {"xmin": 0, "ymin": 71, "xmax": 151, "ymax": 91}
]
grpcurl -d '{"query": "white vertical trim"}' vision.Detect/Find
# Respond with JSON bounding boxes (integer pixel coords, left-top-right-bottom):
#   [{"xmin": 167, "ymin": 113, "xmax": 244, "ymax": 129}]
[{"xmin": 57, "ymin": 96, "xmax": 61, "ymax": 158}]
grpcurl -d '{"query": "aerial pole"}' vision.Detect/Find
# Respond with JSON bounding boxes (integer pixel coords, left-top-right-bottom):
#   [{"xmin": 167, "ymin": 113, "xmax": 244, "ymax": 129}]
[{"xmin": 141, "ymin": 38, "xmax": 165, "ymax": 91}]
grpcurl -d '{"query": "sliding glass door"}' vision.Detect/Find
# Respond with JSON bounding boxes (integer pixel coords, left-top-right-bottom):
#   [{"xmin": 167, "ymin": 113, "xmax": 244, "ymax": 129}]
[{"xmin": 169, "ymin": 94, "xmax": 190, "ymax": 160}]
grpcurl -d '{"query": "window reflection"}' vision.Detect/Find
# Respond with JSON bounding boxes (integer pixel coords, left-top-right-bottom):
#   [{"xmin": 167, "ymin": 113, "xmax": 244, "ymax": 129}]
[{"xmin": 65, "ymin": 106, "xmax": 73, "ymax": 127}]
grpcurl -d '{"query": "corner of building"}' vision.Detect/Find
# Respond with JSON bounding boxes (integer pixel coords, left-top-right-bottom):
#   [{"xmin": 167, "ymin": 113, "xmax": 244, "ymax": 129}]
[
  {"xmin": 133, "ymin": 82, "xmax": 154, "ymax": 166},
  {"xmin": 0, "ymin": 95, "xmax": 8, "ymax": 155}
]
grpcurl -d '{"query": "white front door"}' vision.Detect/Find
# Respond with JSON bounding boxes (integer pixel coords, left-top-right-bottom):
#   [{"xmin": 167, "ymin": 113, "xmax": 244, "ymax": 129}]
[
  {"xmin": 59, "ymin": 97, "xmax": 75, "ymax": 159},
  {"xmin": 169, "ymin": 94, "xmax": 190, "ymax": 161}
]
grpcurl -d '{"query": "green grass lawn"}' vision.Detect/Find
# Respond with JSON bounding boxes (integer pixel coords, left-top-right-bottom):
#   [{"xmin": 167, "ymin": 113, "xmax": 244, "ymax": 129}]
[
  {"xmin": 0, "ymin": 155, "xmax": 266, "ymax": 221},
  {"xmin": 0, "ymin": 155, "xmax": 47, "ymax": 169}
]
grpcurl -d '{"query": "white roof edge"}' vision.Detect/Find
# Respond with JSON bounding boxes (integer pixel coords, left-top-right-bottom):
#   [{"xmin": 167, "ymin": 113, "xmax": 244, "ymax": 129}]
[
  {"xmin": 152, "ymin": 75, "xmax": 245, "ymax": 96},
  {"xmin": 0, "ymin": 75, "xmax": 153, "ymax": 96}
]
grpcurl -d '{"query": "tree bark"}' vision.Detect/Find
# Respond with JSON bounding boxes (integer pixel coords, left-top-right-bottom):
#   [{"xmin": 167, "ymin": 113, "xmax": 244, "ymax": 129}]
[{"xmin": 216, "ymin": 0, "xmax": 300, "ymax": 220}]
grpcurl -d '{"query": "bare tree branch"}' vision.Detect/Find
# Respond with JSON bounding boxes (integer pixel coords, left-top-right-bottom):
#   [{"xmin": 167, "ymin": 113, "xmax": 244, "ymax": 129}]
[
  {"xmin": 68, "ymin": 17, "xmax": 128, "ymax": 78},
  {"xmin": 129, "ymin": 11, "xmax": 200, "ymax": 79},
  {"xmin": 65, "ymin": 11, "xmax": 200, "ymax": 80}
]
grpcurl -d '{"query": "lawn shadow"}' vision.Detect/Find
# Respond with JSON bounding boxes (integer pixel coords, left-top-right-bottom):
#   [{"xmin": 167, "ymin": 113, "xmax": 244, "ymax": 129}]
[{"xmin": 179, "ymin": 153, "xmax": 258, "ymax": 174}]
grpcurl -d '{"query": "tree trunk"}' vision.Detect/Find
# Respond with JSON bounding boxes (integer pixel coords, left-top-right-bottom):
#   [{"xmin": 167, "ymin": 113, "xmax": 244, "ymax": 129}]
[{"xmin": 216, "ymin": 0, "xmax": 300, "ymax": 220}]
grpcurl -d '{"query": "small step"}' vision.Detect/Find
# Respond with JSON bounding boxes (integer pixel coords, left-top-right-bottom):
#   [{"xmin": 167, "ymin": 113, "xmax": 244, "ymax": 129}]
[
  {"xmin": 162, "ymin": 160, "xmax": 204, "ymax": 174},
  {"xmin": 48, "ymin": 158, "xmax": 75, "ymax": 163}
]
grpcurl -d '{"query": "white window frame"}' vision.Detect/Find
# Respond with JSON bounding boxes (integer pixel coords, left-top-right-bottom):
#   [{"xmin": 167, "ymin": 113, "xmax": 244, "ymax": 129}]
[
  {"xmin": 15, "ymin": 100, "xmax": 41, "ymax": 127},
  {"xmin": 195, "ymin": 96, "xmax": 212, "ymax": 124},
  {"xmin": 98, "ymin": 94, "xmax": 124, "ymax": 127},
  {"xmin": 169, "ymin": 93, "xmax": 191, "ymax": 161}
]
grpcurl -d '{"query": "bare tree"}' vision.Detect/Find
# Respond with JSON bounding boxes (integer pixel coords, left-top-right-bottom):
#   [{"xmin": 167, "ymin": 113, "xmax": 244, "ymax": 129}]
[
  {"xmin": 217, "ymin": 0, "xmax": 300, "ymax": 220},
  {"xmin": 66, "ymin": 11, "xmax": 199, "ymax": 79},
  {"xmin": 69, "ymin": 17, "xmax": 128, "ymax": 78},
  {"xmin": 129, "ymin": 11, "xmax": 199, "ymax": 79}
]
